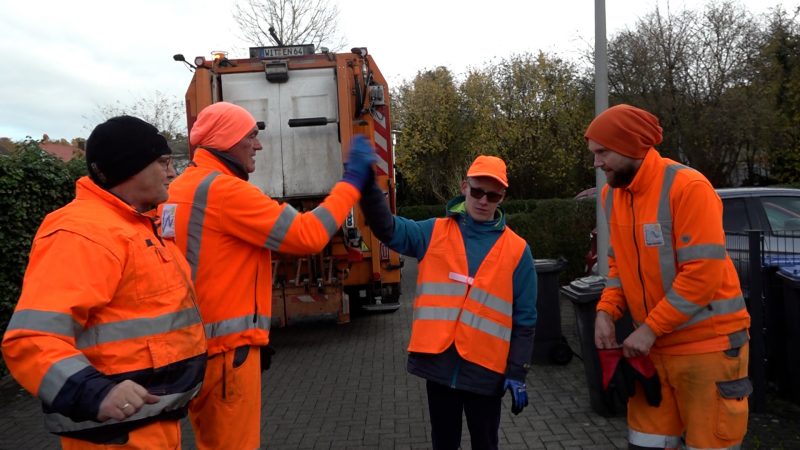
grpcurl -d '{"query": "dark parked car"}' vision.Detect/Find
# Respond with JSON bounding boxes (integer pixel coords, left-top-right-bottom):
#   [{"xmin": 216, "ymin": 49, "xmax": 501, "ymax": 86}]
[
  {"xmin": 718, "ymin": 187, "xmax": 800, "ymax": 292},
  {"xmin": 580, "ymin": 186, "xmax": 800, "ymax": 283}
]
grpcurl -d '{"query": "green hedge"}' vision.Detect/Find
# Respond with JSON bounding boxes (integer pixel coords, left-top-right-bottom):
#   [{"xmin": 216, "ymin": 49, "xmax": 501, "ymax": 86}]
[
  {"xmin": 398, "ymin": 198, "xmax": 597, "ymax": 282},
  {"xmin": 0, "ymin": 141, "xmax": 86, "ymax": 375}
]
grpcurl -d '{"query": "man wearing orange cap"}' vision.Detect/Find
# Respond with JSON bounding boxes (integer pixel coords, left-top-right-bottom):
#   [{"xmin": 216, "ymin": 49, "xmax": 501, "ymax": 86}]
[
  {"xmin": 163, "ymin": 101, "xmax": 376, "ymax": 449},
  {"xmin": 359, "ymin": 155, "xmax": 538, "ymax": 450},
  {"xmin": 586, "ymin": 104, "xmax": 751, "ymax": 449}
]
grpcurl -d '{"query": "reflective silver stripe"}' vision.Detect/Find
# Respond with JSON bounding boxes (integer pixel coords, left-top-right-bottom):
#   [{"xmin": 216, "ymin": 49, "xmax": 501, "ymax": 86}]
[
  {"xmin": 677, "ymin": 244, "xmax": 727, "ymax": 263},
  {"xmin": 468, "ymin": 287, "xmax": 513, "ymax": 317},
  {"xmin": 687, "ymin": 445, "xmax": 740, "ymax": 450},
  {"xmin": 665, "ymin": 289, "xmax": 704, "ymax": 317},
  {"xmin": 413, "ymin": 306, "xmax": 461, "ymax": 321},
  {"xmin": 459, "ymin": 310, "xmax": 511, "ymax": 341},
  {"xmin": 187, "ymin": 172, "xmax": 221, "ymax": 281},
  {"xmin": 44, "ymin": 382, "xmax": 202, "ymax": 433},
  {"xmin": 604, "ymin": 187, "xmax": 614, "ymax": 237},
  {"xmin": 676, "ymin": 295, "xmax": 747, "ymax": 330},
  {"xmin": 608, "ymin": 246, "xmax": 615, "ymax": 258},
  {"xmin": 38, "ymin": 355, "xmax": 92, "ymax": 405},
  {"xmin": 656, "ymin": 164, "xmax": 689, "ymax": 293},
  {"xmin": 5, "ymin": 310, "xmax": 80, "ymax": 338},
  {"xmin": 729, "ymin": 329, "xmax": 749, "ymax": 348},
  {"xmin": 415, "ymin": 282, "xmax": 468, "ymax": 297},
  {"xmin": 311, "ymin": 205, "xmax": 338, "ymax": 239},
  {"xmin": 628, "ymin": 429, "xmax": 682, "ymax": 448},
  {"xmin": 76, "ymin": 308, "xmax": 202, "ymax": 349},
  {"xmin": 606, "ymin": 276, "xmax": 621, "ymax": 288},
  {"xmin": 264, "ymin": 205, "xmax": 299, "ymax": 251},
  {"xmin": 204, "ymin": 314, "xmax": 271, "ymax": 339}
]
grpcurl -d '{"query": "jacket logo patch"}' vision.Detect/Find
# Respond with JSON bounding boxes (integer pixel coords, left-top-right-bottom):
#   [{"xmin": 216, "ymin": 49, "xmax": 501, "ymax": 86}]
[
  {"xmin": 161, "ymin": 204, "xmax": 176, "ymax": 238},
  {"xmin": 643, "ymin": 223, "xmax": 664, "ymax": 247}
]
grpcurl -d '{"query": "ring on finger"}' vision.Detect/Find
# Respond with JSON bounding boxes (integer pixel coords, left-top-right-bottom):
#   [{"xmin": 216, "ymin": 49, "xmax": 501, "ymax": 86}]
[{"xmin": 121, "ymin": 402, "xmax": 131, "ymax": 410}]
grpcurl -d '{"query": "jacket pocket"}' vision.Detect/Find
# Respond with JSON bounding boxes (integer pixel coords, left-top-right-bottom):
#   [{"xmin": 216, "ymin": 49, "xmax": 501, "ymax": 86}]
[
  {"xmin": 714, "ymin": 377, "xmax": 752, "ymax": 440},
  {"xmin": 133, "ymin": 243, "xmax": 184, "ymax": 301}
]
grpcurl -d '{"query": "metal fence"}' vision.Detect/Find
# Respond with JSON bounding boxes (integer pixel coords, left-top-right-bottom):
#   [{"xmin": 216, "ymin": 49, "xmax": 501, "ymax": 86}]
[{"xmin": 725, "ymin": 230, "xmax": 800, "ymax": 412}]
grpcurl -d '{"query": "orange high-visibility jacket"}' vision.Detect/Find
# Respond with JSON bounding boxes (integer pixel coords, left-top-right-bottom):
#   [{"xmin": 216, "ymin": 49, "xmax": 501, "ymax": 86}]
[
  {"xmin": 164, "ymin": 148, "xmax": 360, "ymax": 355},
  {"xmin": 1, "ymin": 177, "xmax": 207, "ymax": 441},
  {"xmin": 597, "ymin": 150, "xmax": 750, "ymax": 354},
  {"xmin": 409, "ymin": 218, "xmax": 527, "ymax": 374}
]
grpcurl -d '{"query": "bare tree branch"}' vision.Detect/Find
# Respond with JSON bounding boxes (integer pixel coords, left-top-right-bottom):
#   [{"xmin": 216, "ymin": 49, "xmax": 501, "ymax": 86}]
[{"xmin": 233, "ymin": 0, "xmax": 346, "ymax": 51}]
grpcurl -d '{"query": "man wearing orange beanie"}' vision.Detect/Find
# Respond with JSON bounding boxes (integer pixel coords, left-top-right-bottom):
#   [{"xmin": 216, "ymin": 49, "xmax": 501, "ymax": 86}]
[
  {"xmin": 586, "ymin": 104, "xmax": 751, "ymax": 449},
  {"xmin": 164, "ymin": 102, "xmax": 376, "ymax": 449}
]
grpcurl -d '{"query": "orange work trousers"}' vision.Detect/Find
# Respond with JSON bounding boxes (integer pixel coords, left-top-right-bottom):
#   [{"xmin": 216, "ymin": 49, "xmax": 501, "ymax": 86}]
[
  {"xmin": 189, "ymin": 345, "xmax": 262, "ymax": 450},
  {"xmin": 627, "ymin": 343, "xmax": 750, "ymax": 449},
  {"xmin": 60, "ymin": 419, "xmax": 181, "ymax": 449}
]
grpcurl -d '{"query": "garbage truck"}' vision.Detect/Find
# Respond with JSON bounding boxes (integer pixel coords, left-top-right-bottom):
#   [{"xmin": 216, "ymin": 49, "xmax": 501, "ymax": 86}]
[{"xmin": 174, "ymin": 43, "xmax": 402, "ymax": 328}]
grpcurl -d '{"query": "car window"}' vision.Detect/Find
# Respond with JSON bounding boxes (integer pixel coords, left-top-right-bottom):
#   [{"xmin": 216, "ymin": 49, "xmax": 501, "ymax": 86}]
[
  {"xmin": 722, "ymin": 198, "xmax": 750, "ymax": 232},
  {"xmin": 760, "ymin": 196, "xmax": 800, "ymax": 232}
]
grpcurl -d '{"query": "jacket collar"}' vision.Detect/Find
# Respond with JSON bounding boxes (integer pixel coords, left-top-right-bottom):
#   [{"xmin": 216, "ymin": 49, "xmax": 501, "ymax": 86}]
[
  {"xmin": 624, "ymin": 148, "xmax": 663, "ymax": 194},
  {"xmin": 75, "ymin": 176, "xmax": 152, "ymax": 220},
  {"xmin": 192, "ymin": 148, "xmax": 249, "ymax": 180}
]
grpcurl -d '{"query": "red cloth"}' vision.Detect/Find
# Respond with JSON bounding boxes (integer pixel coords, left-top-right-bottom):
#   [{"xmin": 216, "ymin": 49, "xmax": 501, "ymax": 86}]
[
  {"xmin": 598, "ymin": 348, "xmax": 624, "ymax": 389},
  {"xmin": 584, "ymin": 104, "xmax": 663, "ymax": 159},
  {"xmin": 598, "ymin": 348, "xmax": 657, "ymax": 388}
]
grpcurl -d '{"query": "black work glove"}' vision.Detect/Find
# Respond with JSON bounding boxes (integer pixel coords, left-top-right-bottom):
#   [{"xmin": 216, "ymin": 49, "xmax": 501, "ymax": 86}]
[
  {"xmin": 626, "ymin": 355, "xmax": 661, "ymax": 407},
  {"xmin": 260, "ymin": 345, "xmax": 276, "ymax": 371}
]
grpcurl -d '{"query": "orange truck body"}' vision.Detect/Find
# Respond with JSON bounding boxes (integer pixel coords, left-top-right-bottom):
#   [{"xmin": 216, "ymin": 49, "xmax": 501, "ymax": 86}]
[{"xmin": 181, "ymin": 45, "xmax": 402, "ymax": 327}]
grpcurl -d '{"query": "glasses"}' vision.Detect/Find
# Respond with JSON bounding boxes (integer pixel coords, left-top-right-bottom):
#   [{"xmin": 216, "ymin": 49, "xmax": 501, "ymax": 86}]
[
  {"xmin": 467, "ymin": 181, "xmax": 504, "ymax": 203},
  {"xmin": 156, "ymin": 156, "xmax": 173, "ymax": 170}
]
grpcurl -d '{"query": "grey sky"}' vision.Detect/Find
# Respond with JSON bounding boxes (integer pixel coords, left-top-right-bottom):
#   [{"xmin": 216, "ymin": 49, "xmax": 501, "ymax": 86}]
[{"xmin": 1, "ymin": 0, "xmax": 795, "ymax": 141}]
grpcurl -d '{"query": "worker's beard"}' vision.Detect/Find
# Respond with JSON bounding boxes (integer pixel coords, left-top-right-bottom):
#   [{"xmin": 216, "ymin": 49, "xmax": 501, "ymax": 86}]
[{"xmin": 607, "ymin": 163, "xmax": 638, "ymax": 188}]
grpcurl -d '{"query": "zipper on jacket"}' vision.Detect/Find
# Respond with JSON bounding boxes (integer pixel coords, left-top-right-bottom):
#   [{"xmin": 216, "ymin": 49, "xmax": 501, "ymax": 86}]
[
  {"xmin": 628, "ymin": 191, "xmax": 649, "ymax": 315},
  {"xmin": 253, "ymin": 259, "xmax": 259, "ymax": 324},
  {"xmin": 148, "ymin": 218, "xmax": 165, "ymax": 246}
]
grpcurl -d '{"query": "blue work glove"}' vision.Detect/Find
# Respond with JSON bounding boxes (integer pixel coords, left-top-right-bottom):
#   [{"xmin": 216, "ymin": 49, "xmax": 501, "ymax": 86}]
[
  {"xmin": 504, "ymin": 378, "xmax": 528, "ymax": 415},
  {"xmin": 342, "ymin": 135, "xmax": 377, "ymax": 191}
]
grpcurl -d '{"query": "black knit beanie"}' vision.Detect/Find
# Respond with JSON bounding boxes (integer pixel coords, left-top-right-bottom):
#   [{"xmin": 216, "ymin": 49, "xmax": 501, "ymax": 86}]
[{"xmin": 86, "ymin": 116, "xmax": 171, "ymax": 188}]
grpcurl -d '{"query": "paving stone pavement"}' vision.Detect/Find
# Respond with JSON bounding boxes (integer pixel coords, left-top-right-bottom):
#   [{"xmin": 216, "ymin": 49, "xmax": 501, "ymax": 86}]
[{"xmin": 1, "ymin": 259, "xmax": 798, "ymax": 449}]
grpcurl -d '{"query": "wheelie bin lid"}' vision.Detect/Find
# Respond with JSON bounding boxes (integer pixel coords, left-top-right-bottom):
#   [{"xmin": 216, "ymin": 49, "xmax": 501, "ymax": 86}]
[
  {"xmin": 568, "ymin": 275, "xmax": 607, "ymax": 292},
  {"xmin": 535, "ymin": 258, "xmax": 568, "ymax": 273},
  {"xmin": 560, "ymin": 275, "xmax": 607, "ymax": 305},
  {"xmin": 777, "ymin": 265, "xmax": 800, "ymax": 285}
]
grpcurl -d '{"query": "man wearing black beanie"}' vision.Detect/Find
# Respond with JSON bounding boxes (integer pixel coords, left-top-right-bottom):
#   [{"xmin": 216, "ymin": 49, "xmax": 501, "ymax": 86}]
[
  {"xmin": 85, "ymin": 115, "xmax": 174, "ymax": 211},
  {"xmin": 2, "ymin": 116, "xmax": 208, "ymax": 448}
]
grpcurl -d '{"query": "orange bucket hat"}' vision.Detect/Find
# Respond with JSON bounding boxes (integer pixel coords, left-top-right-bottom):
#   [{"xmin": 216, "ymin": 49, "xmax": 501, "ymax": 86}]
[
  {"xmin": 467, "ymin": 155, "xmax": 508, "ymax": 188},
  {"xmin": 190, "ymin": 102, "xmax": 257, "ymax": 151},
  {"xmin": 584, "ymin": 104, "xmax": 663, "ymax": 159}
]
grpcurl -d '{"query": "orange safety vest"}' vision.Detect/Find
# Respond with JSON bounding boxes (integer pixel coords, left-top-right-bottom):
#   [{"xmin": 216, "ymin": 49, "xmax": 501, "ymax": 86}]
[
  {"xmin": 408, "ymin": 218, "xmax": 527, "ymax": 374},
  {"xmin": 597, "ymin": 150, "xmax": 751, "ymax": 354},
  {"xmin": 1, "ymin": 176, "xmax": 206, "ymax": 438},
  {"xmin": 164, "ymin": 149, "xmax": 359, "ymax": 355}
]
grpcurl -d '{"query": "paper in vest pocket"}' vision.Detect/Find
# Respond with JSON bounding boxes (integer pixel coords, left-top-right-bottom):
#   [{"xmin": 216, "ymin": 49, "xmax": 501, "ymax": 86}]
[{"xmin": 161, "ymin": 203, "xmax": 176, "ymax": 238}]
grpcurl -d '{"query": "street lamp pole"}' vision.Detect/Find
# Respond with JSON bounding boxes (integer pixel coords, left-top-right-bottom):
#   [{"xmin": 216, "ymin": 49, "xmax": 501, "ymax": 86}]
[{"xmin": 595, "ymin": 0, "xmax": 609, "ymax": 277}]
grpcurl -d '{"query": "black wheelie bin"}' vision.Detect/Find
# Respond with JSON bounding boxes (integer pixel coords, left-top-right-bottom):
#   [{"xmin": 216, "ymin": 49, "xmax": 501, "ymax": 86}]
[
  {"xmin": 561, "ymin": 275, "xmax": 634, "ymax": 417},
  {"xmin": 530, "ymin": 258, "xmax": 573, "ymax": 365}
]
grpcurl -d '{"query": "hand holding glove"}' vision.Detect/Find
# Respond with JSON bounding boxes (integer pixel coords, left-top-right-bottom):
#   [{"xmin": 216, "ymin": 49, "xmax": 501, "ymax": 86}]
[
  {"xmin": 342, "ymin": 135, "xmax": 377, "ymax": 191},
  {"xmin": 503, "ymin": 378, "xmax": 528, "ymax": 415}
]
